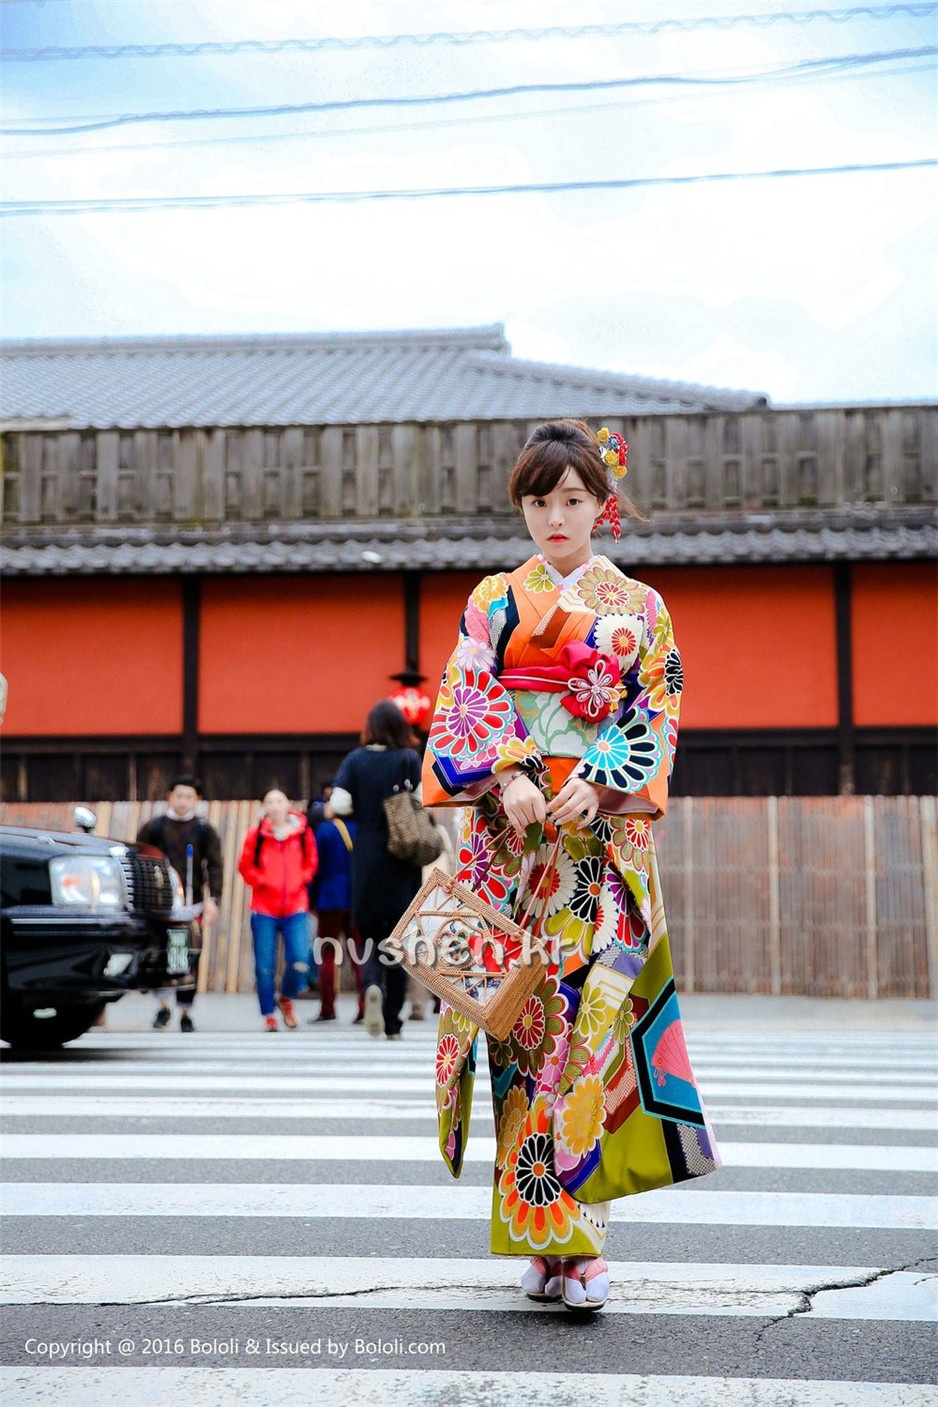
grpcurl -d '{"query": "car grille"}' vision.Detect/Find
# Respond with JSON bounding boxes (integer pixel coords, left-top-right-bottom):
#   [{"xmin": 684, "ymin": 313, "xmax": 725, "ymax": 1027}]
[{"xmin": 120, "ymin": 854, "xmax": 176, "ymax": 915}]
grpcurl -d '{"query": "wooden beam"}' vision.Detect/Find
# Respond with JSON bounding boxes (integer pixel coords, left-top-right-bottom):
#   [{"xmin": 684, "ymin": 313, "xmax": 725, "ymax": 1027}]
[
  {"xmin": 834, "ymin": 561, "xmax": 855, "ymax": 795},
  {"xmin": 182, "ymin": 576, "xmax": 201, "ymax": 771}
]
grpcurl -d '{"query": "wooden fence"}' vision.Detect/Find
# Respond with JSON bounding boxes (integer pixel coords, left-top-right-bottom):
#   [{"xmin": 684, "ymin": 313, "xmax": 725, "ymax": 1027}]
[
  {"xmin": 3, "ymin": 797, "xmax": 935, "ymax": 999},
  {"xmin": 3, "ymin": 405, "xmax": 936, "ymax": 528}
]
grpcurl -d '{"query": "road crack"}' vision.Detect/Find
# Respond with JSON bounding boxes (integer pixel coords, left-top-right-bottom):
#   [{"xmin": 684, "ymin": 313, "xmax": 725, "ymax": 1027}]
[{"xmin": 754, "ymin": 1255, "xmax": 936, "ymax": 1342}]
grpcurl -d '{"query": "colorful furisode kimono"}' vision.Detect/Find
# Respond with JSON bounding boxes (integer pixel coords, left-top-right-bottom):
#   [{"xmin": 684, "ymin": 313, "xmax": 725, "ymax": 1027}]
[{"xmin": 422, "ymin": 553, "xmax": 720, "ymax": 1259}]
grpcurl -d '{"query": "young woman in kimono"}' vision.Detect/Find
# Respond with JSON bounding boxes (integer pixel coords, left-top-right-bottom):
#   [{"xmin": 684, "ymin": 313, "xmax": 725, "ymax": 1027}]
[{"xmin": 422, "ymin": 419, "xmax": 720, "ymax": 1312}]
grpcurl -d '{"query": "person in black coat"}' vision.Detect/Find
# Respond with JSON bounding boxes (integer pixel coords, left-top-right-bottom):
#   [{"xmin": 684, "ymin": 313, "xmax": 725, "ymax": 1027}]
[
  {"xmin": 136, "ymin": 774, "xmax": 223, "ymax": 1032},
  {"xmin": 329, "ymin": 700, "xmax": 423, "ymax": 1039}
]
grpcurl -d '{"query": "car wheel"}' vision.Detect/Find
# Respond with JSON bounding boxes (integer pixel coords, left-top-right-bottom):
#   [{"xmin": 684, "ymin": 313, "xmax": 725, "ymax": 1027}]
[{"xmin": 0, "ymin": 992, "xmax": 107, "ymax": 1050}]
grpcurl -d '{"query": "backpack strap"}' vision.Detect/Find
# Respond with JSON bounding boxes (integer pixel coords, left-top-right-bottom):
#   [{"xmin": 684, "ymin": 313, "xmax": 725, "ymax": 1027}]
[{"xmin": 332, "ymin": 818, "xmax": 354, "ymax": 852}]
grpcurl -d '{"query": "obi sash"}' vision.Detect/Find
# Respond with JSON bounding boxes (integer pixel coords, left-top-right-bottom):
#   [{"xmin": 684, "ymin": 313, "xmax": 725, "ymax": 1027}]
[{"xmin": 499, "ymin": 639, "xmax": 621, "ymax": 724}]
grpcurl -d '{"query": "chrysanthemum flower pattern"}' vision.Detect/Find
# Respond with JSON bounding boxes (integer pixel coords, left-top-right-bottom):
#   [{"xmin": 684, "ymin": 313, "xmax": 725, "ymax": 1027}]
[
  {"xmin": 497, "ymin": 1098, "xmax": 579, "ymax": 1251},
  {"xmin": 429, "ymin": 669, "xmax": 513, "ymax": 764},
  {"xmin": 495, "ymin": 1085, "xmax": 528, "ymax": 1166},
  {"xmin": 523, "ymin": 561, "xmax": 558, "ymax": 594},
  {"xmin": 435, "ymin": 1033, "xmax": 462, "ymax": 1087},
  {"xmin": 584, "ymin": 718, "xmax": 660, "ymax": 792},
  {"xmin": 509, "ymin": 977, "xmax": 566, "ymax": 1078},
  {"xmin": 557, "ymin": 1074, "xmax": 606, "ymax": 1159},
  {"xmin": 577, "ymin": 563, "xmax": 645, "ymax": 615}
]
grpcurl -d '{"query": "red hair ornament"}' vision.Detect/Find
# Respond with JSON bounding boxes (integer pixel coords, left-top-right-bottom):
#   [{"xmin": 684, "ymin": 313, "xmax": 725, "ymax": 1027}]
[{"xmin": 595, "ymin": 427, "xmax": 628, "ymax": 541}]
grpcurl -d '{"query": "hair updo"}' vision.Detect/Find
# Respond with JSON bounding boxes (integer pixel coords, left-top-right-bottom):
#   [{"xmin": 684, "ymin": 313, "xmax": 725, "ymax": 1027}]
[{"xmin": 506, "ymin": 420, "xmax": 639, "ymax": 521}]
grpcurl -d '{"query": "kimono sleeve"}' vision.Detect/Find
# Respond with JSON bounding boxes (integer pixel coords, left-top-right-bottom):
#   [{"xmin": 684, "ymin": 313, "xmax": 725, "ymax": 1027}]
[
  {"xmin": 422, "ymin": 574, "xmax": 541, "ymax": 805},
  {"xmin": 577, "ymin": 588, "xmax": 683, "ymax": 819}
]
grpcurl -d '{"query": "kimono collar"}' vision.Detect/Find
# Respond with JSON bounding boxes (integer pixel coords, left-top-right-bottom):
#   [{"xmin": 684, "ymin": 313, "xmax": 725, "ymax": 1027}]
[{"xmin": 537, "ymin": 553, "xmax": 601, "ymax": 592}]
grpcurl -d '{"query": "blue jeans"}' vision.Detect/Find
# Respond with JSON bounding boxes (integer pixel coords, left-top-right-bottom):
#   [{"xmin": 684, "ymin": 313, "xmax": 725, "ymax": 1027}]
[{"xmin": 251, "ymin": 911, "xmax": 310, "ymax": 1016}]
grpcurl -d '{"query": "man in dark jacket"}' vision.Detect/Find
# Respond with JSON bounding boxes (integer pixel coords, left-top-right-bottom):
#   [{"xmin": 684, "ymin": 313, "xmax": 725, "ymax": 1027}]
[{"xmin": 137, "ymin": 774, "xmax": 223, "ymax": 1032}]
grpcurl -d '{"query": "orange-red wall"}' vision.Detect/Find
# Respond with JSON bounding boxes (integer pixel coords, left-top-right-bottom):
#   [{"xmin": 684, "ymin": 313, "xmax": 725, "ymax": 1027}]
[
  {"xmin": 0, "ymin": 579, "xmax": 183, "ymax": 735},
  {"xmin": 649, "ymin": 565, "xmax": 839, "ymax": 729},
  {"xmin": 420, "ymin": 572, "xmax": 481, "ymax": 708},
  {"xmin": 198, "ymin": 575, "xmax": 404, "ymax": 733},
  {"xmin": 852, "ymin": 563, "xmax": 937, "ymax": 726}
]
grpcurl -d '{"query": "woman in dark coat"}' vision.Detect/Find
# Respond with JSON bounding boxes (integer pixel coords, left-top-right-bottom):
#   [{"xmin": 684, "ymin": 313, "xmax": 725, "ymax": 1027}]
[{"xmin": 329, "ymin": 700, "xmax": 423, "ymax": 1039}]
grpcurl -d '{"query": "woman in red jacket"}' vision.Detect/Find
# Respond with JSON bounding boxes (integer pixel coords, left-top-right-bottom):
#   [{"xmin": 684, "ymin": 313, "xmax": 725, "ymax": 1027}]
[{"xmin": 238, "ymin": 789, "xmax": 318, "ymax": 1032}]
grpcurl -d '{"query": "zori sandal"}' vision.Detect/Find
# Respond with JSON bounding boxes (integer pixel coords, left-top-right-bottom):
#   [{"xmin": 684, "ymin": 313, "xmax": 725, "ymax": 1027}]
[
  {"xmin": 560, "ymin": 1256, "xmax": 610, "ymax": 1311},
  {"xmin": 519, "ymin": 1256, "xmax": 562, "ymax": 1302}
]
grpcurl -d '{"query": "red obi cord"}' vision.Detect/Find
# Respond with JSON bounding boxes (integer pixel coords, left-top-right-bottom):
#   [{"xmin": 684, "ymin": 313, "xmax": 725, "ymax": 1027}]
[{"xmin": 499, "ymin": 641, "xmax": 621, "ymax": 723}]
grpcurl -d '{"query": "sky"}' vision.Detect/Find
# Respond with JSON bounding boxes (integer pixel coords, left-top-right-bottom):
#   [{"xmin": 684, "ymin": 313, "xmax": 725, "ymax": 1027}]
[{"xmin": 1, "ymin": 0, "xmax": 936, "ymax": 405}]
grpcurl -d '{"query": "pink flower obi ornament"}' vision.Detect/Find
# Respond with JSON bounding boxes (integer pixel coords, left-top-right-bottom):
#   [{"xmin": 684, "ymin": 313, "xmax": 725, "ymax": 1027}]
[
  {"xmin": 561, "ymin": 641, "xmax": 622, "ymax": 721},
  {"xmin": 500, "ymin": 641, "xmax": 622, "ymax": 724}
]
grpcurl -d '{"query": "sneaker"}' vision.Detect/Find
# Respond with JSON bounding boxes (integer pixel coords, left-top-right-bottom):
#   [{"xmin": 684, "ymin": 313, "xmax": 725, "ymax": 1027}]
[
  {"xmin": 179, "ymin": 1012, "xmax": 195, "ymax": 1033},
  {"xmin": 152, "ymin": 1006, "xmax": 171, "ymax": 1029},
  {"xmin": 276, "ymin": 997, "xmax": 298, "ymax": 1029},
  {"xmin": 408, "ymin": 1009, "xmax": 426, "ymax": 1021},
  {"xmin": 364, "ymin": 984, "xmax": 385, "ymax": 1038},
  {"xmin": 313, "ymin": 1011, "xmax": 336, "ymax": 1023},
  {"xmin": 264, "ymin": 1015, "xmax": 278, "ymax": 1032},
  {"xmin": 386, "ymin": 1032, "xmax": 402, "ymax": 1041}
]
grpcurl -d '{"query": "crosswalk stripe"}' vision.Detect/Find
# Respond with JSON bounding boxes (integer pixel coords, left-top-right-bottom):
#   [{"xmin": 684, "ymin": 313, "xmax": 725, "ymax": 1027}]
[
  {"xmin": 3, "ymin": 1132, "xmax": 934, "ymax": 1172},
  {"xmin": 2, "ymin": 1072, "xmax": 932, "ymax": 1102},
  {"xmin": 3, "ymin": 1255, "xmax": 935, "ymax": 1321},
  {"xmin": 4, "ymin": 1183, "xmax": 934, "ymax": 1228},
  {"xmin": 1, "ymin": 1370, "xmax": 934, "ymax": 1407},
  {"xmin": 9, "ymin": 1051, "xmax": 933, "ymax": 1078},
  {"xmin": 2, "ymin": 1095, "xmax": 931, "ymax": 1131},
  {"xmin": 76, "ymin": 1029, "xmax": 936, "ymax": 1045},
  {"xmin": 6, "ymin": 1063, "xmax": 934, "ymax": 1089}
]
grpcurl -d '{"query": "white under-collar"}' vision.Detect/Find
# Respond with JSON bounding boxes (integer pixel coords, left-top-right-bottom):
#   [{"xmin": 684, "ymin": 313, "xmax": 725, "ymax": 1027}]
[{"xmin": 538, "ymin": 553, "xmax": 601, "ymax": 590}]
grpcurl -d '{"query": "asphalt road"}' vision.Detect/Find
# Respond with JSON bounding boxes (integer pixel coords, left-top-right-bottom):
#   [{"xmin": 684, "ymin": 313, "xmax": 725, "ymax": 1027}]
[{"xmin": 1, "ymin": 990, "xmax": 935, "ymax": 1406}]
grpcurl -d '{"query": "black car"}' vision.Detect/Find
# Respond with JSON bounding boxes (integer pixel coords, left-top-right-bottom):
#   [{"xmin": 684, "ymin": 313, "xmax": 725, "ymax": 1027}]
[{"xmin": 1, "ymin": 817, "xmax": 201, "ymax": 1050}]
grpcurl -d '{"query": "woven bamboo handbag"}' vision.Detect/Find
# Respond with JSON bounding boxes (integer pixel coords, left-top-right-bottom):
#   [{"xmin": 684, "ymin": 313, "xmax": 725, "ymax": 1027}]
[{"xmin": 384, "ymin": 836, "xmax": 561, "ymax": 1040}]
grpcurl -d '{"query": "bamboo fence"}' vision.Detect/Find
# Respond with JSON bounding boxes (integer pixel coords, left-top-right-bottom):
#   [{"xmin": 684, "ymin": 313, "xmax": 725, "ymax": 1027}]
[{"xmin": 3, "ymin": 796, "xmax": 935, "ymax": 999}]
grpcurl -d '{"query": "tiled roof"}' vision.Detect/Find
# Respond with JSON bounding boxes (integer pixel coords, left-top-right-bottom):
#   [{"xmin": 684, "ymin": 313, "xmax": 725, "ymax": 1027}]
[
  {"xmin": 3, "ymin": 509, "xmax": 932, "ymax": 574},
  {"xmin": 0, "ymin": 327, "xmax": 768, "ymax": 430}
]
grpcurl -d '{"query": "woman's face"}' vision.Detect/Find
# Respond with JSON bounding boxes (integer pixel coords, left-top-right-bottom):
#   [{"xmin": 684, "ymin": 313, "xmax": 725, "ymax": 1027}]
[
  {"xmin": 263, "ymin": 790, "xmax": 290, "ymax": 826},
  {"xmin": 521, "ymin": 466, "xmax": 604, "ymax": 574}
]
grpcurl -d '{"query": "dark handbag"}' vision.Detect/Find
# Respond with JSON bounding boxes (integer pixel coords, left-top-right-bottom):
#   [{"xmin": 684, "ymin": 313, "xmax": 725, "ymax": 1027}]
[{"xmin": 383, "ymin": 777, "xmax": 444, "ymax": 868}]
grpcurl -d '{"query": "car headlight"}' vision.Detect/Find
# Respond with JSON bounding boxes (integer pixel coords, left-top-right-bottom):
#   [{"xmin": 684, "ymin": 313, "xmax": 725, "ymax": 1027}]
[
  {"xmin": 167, "ymin": 865, "xmax": 187, "ymax": 916},
  {"xmin": 49, "ymin": 855, "xmax": 127, "ymax": 910}
]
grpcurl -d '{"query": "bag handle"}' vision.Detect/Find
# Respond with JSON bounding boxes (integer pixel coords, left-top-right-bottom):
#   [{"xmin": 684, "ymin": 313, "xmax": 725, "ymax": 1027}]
[{"xmin": 391, "ymin": 751, "xmax": 415, "ymax": 796}]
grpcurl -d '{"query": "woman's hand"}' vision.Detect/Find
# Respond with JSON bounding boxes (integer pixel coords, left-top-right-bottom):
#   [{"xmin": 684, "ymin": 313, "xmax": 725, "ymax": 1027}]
[
  {"xmin": 499, "ymin": 773, "xmax": 548, "ymax": 836},
  {"xmin": 547, "ymin": 776, "xmax": 602, "ymax": 828}
]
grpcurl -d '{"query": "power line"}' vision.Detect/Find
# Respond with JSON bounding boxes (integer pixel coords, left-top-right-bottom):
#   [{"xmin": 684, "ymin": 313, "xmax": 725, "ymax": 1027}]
[
  {"xmin": 4, "ymin": 47, "xmax": 934, "ymax": 136},
  {"xmin": 3, "ymin": 159, "xmax": 933, "ymax": 217},
  {"xmin": 2, "ymin": 4, "xmax": 936, "ymax": 61},
  {"xmin": 5, "ymin": 58, "xmax": 933, "ymax": 162}
]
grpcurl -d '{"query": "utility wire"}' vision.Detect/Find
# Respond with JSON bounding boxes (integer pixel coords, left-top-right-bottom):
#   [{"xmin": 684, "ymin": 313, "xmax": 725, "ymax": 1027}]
[
  {"xmin": 3, "ymin": 159, "xmax": 933, "ymax": 217},
  {"xmin": 3, "ymin": 4, "xmax": 936, "ymax": 60},
  {"xmin": 5, "ymin": 58, "xmax": 933, "ymax": 161},
  {"xmin": 3, "ymin": 47, "xmax": 934, "ymax": 136}
]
